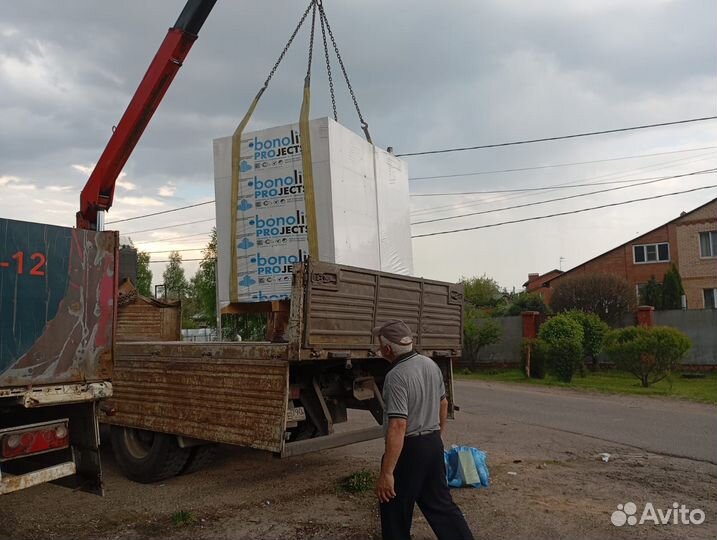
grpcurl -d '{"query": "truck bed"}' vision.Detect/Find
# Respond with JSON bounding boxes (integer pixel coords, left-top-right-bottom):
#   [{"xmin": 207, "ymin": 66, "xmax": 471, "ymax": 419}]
[{"xmin": 105, "ymin": 261, "xmax": 463, "ymax": 455}]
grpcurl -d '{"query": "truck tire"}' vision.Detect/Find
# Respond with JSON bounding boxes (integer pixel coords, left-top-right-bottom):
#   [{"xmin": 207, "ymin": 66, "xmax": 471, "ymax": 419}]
[
  {"xmin": 110, "ymin": 426, "xmax": 190, "ymax": 483},
  {"xmin": 180, "ymin": 444, "xmax": 218, "ymax": 475}
]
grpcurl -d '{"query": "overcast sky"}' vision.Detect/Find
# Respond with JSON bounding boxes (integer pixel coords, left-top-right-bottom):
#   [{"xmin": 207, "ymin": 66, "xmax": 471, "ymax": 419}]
[{"xmin": 1, "ymin": 0, "xmax": 716, "ymax": 290}]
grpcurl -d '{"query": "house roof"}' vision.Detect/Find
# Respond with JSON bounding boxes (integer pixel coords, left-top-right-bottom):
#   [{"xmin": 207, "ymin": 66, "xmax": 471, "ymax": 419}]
[
  {"xmin": 543, "ymin": 196, "xmax": 717, "ymax": 285},
  {"xmin": 522, "ymin": 269, "xmax": 562, "ymax": 287}
]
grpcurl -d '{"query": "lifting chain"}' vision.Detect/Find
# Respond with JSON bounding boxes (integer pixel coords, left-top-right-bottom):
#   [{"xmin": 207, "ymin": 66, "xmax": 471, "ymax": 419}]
[
  {"xmin": 317, "ymin": 1, "xmax": 372, "ymax": 143},
  {"xmin": 305, "ymin": 1, "xmax": 318, "ymax": 82},
  {"xmin": 319, "ymin": 8, "xmax": 337, "ymax": 122},
  {"xmin": 261, "ymin": 0, "xmax": 314, "ymax": 91},
  {"xmin": 251, "ymin": 0, "xmax": 371, "ymax": 143}
]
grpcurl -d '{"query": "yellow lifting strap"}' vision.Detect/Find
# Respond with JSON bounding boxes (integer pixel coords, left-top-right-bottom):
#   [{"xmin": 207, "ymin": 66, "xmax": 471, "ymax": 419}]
[
  {"xmin": 299, "ymin": 78, "xmax": 320, "ymax": 261},
  {"xmin": 229, "ymin": 88, "xmax": 264, "ymax": 303},
  {"xmin": 228, "ymin": 0, "xmax": 368, "ymax": 300}
]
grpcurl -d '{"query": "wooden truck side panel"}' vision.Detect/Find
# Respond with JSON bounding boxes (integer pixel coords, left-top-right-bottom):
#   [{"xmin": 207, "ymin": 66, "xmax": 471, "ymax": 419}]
[
  {"xmin": 108, "ymin": 343, "xmax": 289, "ymax": 452},
  {"xmin": 296, "ymin": 260, "xmax": 464, "ymax": 357}
]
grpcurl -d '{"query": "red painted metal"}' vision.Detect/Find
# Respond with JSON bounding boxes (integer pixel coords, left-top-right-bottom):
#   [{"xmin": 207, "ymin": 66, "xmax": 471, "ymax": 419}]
[{"xmin": 77, "ymin": 28, "xmax": 198, "ymax": 229}]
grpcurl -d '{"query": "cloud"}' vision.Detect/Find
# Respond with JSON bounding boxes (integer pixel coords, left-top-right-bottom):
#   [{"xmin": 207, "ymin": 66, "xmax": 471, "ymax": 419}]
[
  {"xmin": 115, "ymin": 196, "xmax": 164, "ymax": 208},
  {"xmin": 0, "ymin": 175, "xmax": 35, "ymax": 190},
  {"xmin": 0, "ymin": 175, "xmax": 21, "ymax": 186},
  {"xmin": 116, "ymin": 177, "xmax": 137, "ymax": 191},
  {"xmin": 158, "ymin": 181, "xmax": 176, "ymax": 197},
  {"xmin": 1, "ymin": 0, "xmax": 715, "ymax": 289}
]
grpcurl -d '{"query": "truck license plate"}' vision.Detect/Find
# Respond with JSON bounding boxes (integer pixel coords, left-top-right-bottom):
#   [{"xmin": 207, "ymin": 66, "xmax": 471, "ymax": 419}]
[{"xmin": 286, "ymin": 406, "xmax": 306, "ymax": 422}]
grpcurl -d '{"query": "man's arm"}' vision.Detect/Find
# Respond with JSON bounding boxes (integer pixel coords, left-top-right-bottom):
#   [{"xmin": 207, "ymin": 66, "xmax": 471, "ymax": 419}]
[
  {"xmin": 376, "ymin": 418, "xmax": 407, "ymax": 503},
  {"xmin": 439, "ymin": 397, "xmax": 448, "ymax": 436}
]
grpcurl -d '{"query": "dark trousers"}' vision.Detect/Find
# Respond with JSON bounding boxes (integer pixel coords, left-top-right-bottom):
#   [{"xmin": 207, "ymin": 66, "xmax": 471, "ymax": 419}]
[{"xmin": 380, "ymin": 431, "xmax": 474, "ymax": 540}]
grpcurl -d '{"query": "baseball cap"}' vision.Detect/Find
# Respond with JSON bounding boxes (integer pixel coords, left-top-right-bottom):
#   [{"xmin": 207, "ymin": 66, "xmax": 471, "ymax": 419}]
[{"xmin": 372, "ymin": 319, "xmax": 414, "ymax": 346}]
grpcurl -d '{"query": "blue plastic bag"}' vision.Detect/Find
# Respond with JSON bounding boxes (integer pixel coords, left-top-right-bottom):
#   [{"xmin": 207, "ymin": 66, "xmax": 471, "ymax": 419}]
[{"xmin": 444, "ymin": 445, "xmax": 490, "ymax": 488}]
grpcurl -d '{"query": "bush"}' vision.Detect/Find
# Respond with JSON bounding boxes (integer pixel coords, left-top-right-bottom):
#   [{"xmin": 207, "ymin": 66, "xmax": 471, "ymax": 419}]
[
  {"xmin": 538, "ymin": 314, "xmax": 584, "ymax": 383},
  {"xmin": 551, "ymin": 274, "xmax": 634, "ymax": 325},
  {"xmin": 504, "ymin": 292, "xmax": 551, "ymax": 316},
  {"xmin": 521, "ymin": 338, "xmax": 547, "ymax": 379},
  {"xmin": 565, "ymin": 310, "xmax": 609, "ymax": 371},
  {"xmin": 463, "ymin": 307, "xmax": 502, "ymax": 370},
  {"xmin": 604, "ymin": 326, "xmax": 691, "ymax": 387}
]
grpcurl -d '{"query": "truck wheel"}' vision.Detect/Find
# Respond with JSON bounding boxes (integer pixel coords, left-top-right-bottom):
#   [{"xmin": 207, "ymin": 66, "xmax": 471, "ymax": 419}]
[
  {"xmin": 180, "ymin": 444, "xmax": 218, "ymax": 475},
  {"xmin": 110, "ymin": 426, "xmax": 190, "ymax": 483}
]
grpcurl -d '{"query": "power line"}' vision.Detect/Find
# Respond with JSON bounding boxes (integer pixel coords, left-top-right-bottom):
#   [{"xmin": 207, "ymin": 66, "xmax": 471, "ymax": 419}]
[
  {"xmin": 409, "ymin": 152, "xmax": 717, "ymax": 218},
  {"xmin": 411, "ymin": 168, "xmax": 717, "ymax": 225},
  {"xmin": 123, "ymin": 217, "xmax": 215, "ymax": 235},
  {"xmin": 149, "ymin": 257, "xmax": 213, "ymax": 263},
  {"xmin": 411, "ymin": 185, "xmax": 717, "ymax": 239},
  {"xmin": 396, "ymin": 116, "xmax": 717, "ymax": 157},
  {"xmin": 106, "ymin": 145, "xmax": 717, "ymax": 224},
  {"xmin": 408, "ymin": 145, "xmax": 717, "ymax": 182},
  {"xmin": 411, "ymin": 175, "xmax": 674, "ymax": 197},
  {"xmin": 121, "ymin": 169, "xmax": 714, "ymax": 234},
  {"xmin": 132, "ymin": 230, "xmax": 214, "ymax": 245},
  {"xmin": 107, "ymin": 201, "xmax": 214, "ymax": 224},
  {"xmin": 143, "ymin": 247, "xmax": 207, "ymax": 254}
]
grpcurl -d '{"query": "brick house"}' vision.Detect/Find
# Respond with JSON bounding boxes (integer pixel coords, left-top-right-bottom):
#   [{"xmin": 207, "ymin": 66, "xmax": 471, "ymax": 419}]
[
  {"xmin": 523, "ymin": 269, "xmax": 563, "ymax": 304},
  {"xmin": 529, "ymin": 197, "xmax": 717, "ymax": 309}
]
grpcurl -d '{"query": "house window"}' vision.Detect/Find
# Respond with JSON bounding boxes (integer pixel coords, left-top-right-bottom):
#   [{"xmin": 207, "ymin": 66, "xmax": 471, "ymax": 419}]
[
  {"xmin": 633, "ymin": 242, "xmax": 669, "ymax": 264},
  {"xmin": 699, "ymin": 231, "xmax": 717, "ymax": 258},
  {"xmin": 704, "ymin": 289, "xmax": 717, "ymax": 309}
]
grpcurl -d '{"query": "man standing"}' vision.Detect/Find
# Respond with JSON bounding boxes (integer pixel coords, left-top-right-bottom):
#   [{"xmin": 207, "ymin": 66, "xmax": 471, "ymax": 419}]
[{"xmin": 373, "ymin": 319, "xmax": 474, "ymax": 540}]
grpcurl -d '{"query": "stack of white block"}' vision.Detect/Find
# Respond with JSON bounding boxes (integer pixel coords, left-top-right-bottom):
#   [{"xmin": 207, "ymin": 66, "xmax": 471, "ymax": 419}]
[{"xmin": 213, "ymin": 117, "xmax": 413, "ymax": 308}]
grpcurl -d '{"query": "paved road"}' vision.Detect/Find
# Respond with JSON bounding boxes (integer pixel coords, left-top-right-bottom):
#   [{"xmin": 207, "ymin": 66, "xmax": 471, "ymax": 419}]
[{"xmin": 454, "ymin": 379, "xmax": 717, "ymax": 463}]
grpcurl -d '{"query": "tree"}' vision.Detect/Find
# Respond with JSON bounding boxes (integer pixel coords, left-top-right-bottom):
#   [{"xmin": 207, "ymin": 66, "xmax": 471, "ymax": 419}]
[
  {"xmin": 502, "ymin": 292, "xmax": 550, "ymax": 316},
  {"xmin": 162, "ymin": 251, "xmax": 188, "ymax": 301},
  {"xmin": 642, "ymin": 275, "xmax": 663, "ymax": 309},
  {"xmin": 538, "ymin": 313, "xmax": 584, "ymax": 383},
  {"xmin": 192, "ymin": 229, "xmax": 218, "ymax": 327},
  {"xmin": 461, "ymin": 275, "xmax": 502, "ymax": 308},
  {"xmin": 565, "ymin": 310, "xmax": 609, "ymax": 372},
  {"xmin": 463, "ymin": 306, "xmax": 502, "ymax": 370},
  {"xmin": 136, "ymin": 251, "xmax": 153, "ymax": 297},
  {"xmin": 604, "ymin": 326, "xmax": 691, "ymax": 387},
  {"xmin": 661, "ymin": 264, "xmax": 685, "ymax": 310},
  {"xmin": 550, "ymin": 274, "xmax": 634, "ymax": 325}
]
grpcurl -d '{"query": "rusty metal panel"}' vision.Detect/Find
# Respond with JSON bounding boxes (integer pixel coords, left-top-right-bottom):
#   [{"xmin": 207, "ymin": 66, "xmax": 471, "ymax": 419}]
[
  {"xmin": 0, "ymin": 462, "xmax": 77, "ymax": 495},
  {"xmin": 0, "ymin": 218, "xmax": 117, "ymax": 388},
  {"xmin": 302, "ymin": 260, "xmax": 463, "ymax": 355},
  {"xmin": 115, "ymin": 297, "xmax": 181, "ymax": 342},
  {"xmin": 106, "ymin": 342, "xmax": 289, "ymax": 453}
]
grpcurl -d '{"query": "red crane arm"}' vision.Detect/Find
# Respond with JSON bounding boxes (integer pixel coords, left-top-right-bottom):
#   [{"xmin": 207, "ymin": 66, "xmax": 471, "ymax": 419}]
[{"xmin": 77, "ymin": 0, "xmax": 216, "ymax": 230}]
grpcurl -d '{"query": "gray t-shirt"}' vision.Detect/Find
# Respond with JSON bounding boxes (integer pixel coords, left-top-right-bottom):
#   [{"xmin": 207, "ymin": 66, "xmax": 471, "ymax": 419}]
[{"xmin": 382, "ymin": 352, "xmax": 446, "ymax": 437}]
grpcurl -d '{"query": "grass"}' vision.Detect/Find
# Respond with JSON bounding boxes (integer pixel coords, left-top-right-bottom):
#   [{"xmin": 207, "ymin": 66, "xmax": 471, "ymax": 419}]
[
  {"xmin": 339, "ymin": 470, "xmax": 375, "ymax": 494},
  {"xmin": 456, "ymin": 369, "xmax": 717, "ymax": 405},
  {"xmin": 171, "ymin": 510, "xmax": 197, "ymax": 527}
]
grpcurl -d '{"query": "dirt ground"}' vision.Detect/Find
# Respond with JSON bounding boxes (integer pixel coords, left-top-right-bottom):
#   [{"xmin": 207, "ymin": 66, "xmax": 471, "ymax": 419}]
[{"xmin": 1, "ymin": 384, "xmax": 716, "ymax": 540}]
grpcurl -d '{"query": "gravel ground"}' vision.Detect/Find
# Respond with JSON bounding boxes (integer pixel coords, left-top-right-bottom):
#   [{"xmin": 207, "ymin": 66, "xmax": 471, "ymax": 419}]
[{"xmin": 1, "ymin": 381, "xmax": 715, "ymax": 540}]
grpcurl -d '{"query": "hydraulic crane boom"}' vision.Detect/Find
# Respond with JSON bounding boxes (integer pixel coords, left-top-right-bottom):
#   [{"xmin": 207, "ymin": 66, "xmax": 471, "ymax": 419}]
[{"xmin": 77, "ymin": 0, "xmax": 217, "ymax": 230}]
